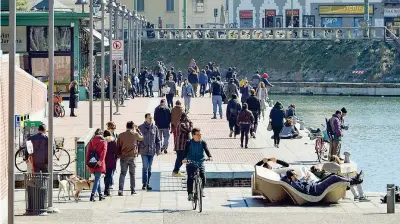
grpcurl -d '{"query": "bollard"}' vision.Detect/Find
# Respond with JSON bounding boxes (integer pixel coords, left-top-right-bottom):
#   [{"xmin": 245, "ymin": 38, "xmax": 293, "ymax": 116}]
[
  {"xmin": 344, "ymin": 152, "xmax": 351, "ymax": 163},
  {"xmin": 387, "ymin": 184, "xmax": 395, "ymax": 214}
]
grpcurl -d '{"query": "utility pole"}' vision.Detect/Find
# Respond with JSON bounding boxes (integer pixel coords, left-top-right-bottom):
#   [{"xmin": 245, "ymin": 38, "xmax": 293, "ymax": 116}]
[
  {"xmin": 108, "ymin": 0, "xmax": 115, "ymax": 121},
  {"xmin": 89, "ymin": 0, "xmax": 94, "ymax": 128},
  {"xmin": 364, "ymin": 0, "xmax": 370, "ymax": 37},
  {"xmin": 183, "ymin": 0, "xmax": 187, "ymax": 28},
  {"xmin": 100, "ymin": 0, "xmax": 106, "ymax": 129},
  {"xmin": 291, "ymin": 0, "xmax": 294, "ymax": 27}
]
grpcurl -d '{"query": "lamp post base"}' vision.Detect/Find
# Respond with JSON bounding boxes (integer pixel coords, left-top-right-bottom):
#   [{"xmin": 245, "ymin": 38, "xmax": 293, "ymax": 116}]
[{"xmin": 113, "ymin": 111, "xmax": 121, "ymax": 115}]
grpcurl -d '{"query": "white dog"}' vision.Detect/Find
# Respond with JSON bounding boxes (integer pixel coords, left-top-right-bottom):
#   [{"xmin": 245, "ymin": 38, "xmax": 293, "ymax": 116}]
[{"xmin": 57, "ymin": 174, "xmax": 75, "ymax": 201}]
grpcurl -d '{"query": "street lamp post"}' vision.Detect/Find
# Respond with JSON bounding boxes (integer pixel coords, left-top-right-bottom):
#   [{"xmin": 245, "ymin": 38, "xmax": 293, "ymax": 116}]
[
  {"xmin": 132, "ymin": 11, "xmax": 137, "ymax": 73},
  {"xmin": 113, "ymin": 3, "xmax": 122, "ymax": 115},
  {"xmin": 108, "ymin": 0, "xmax": 116, "ymax": 121},
  {"xmin": 138, "ymin": 15, "xmax": 143, "ymax": 70},
  {"xmin": 135, "ymin": 14, "xmax": 139, "ymax": 74},
  {"xmin": 120, "ymin": 5, "xmax": 126, "ymax": 106},
  {"xmin": 126, "ymin": 9, "xmax": 131, "ymax": 92},
  {"xmin": 100, "ymin": 0, "xmax": 107, "ymax": 129},
  {"xmin": 89, "ymin": 0, "xmax": 94, "ymax": 128}
]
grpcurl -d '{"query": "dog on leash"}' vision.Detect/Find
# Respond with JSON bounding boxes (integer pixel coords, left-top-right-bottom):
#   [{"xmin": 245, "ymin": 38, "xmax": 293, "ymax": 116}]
[{"xmin": 57, "ymin": 173, "xmax": 75, "ymax": 201}]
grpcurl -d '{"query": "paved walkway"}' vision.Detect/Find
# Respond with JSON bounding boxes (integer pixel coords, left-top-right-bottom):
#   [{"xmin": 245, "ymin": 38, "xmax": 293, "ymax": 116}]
[{"xmin": 14, "ymin": 94, "xmax": 399, "ymax": 223}]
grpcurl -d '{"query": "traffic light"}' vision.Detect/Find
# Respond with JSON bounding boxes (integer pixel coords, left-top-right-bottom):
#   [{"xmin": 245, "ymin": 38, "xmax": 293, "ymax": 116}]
[{"xmin": 214, "ymin": 8, "xmax": 218, "ymax": 18}]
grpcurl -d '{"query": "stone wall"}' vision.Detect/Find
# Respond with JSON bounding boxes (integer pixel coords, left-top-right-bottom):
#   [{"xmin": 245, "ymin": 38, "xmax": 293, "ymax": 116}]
[{"xmin": 0, "ymin": 52, "xmax": 47, "ymax": 223}]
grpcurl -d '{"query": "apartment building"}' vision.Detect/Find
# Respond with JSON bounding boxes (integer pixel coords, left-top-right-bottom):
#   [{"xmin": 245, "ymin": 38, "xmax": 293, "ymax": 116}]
[{"xmin": 134, "ymin": 0, "xmax": 226, "ymax": 28}]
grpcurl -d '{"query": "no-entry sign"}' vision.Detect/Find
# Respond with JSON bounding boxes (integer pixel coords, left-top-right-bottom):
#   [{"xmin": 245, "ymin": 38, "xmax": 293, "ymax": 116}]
[{"xmin": 111, "ymin": 40, "xmax": 124, "ymax": 60}]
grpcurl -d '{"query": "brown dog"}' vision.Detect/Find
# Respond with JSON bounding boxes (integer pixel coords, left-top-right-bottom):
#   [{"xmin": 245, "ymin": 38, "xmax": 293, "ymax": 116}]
[{"xmin": 70, "ymin": 176, "xmax": 94, "ymax": 201}]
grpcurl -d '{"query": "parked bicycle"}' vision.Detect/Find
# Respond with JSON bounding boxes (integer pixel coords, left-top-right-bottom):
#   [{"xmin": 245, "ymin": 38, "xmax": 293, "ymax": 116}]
[
  {"xmin": 312, "ymin": 124, "xmax": 341, "ymax": 163},
  {"xmin": 54, "ymin": 91, "xmax": 65, "ymax": 118},
  {"xmin": 187, "ymin": 159, "xmax": 209, "ymax": 213},
  {"xmin": 113, "ymin": 86, "xmax": 125, "ymax": 106},
  {"xmin": 15, "ymin": 137, "xmax": 71, "ymax": 172}
]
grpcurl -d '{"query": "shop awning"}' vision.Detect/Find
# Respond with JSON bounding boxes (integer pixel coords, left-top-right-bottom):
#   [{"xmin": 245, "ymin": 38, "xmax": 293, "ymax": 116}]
[{"xmin": 83, "ymin": 27, "xmax": 109, "ymax": 47}]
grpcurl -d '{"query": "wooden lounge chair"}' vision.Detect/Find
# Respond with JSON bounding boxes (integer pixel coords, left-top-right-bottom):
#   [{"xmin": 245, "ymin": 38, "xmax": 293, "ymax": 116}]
[{"xmin": 252, "ymin": 166, "xmax": 348, "ymax": 205}]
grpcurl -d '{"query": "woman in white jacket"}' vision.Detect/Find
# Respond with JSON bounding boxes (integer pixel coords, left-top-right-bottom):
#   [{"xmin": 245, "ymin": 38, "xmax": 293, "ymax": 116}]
[{"xmin": 256, "ymin": 82, "xmax": 268, "ymax": 120}]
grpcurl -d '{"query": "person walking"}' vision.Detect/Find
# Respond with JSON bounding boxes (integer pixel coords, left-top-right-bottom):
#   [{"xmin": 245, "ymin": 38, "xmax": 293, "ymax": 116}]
[
  {"xmin": 246, "ymin": 89, "xmax": 261, "ymax": 138},
  {"xmin": 172, "ymin": 113, "xmax": 193, "ymax": 177},
  {"xmin": 182, "ymin": 128, "xmax": 212, "ymax": 201},
  {"xmin": 154, "ymin": 99, "xmax": 171, "ymax": 154},
  {"xmin": 226, "ymin": 94, "xmax": 241, "ymax": 138},
  {"xmin": 165, "ymin": 74, "xmax": 177, "ymax": 108},
  {"xmin": 27, "ymin": 124, "xmax": 49, "ymax": 173},
  {"xmin": 181, "ymin": 79, "xmax": 195, "ymax": 114},
  {"xmin": 171, "ymin": 100, "xmax": 184, "ymax": 145},
  {"xmin": 177, "ymin": 71, "xmax": 183, "ymax": 86},
  {"xmin": 139, "ymin": 67, "xmax": 147, "ymax": 96},
  {"xmin": 251, "ymin": 71, "xmax": 261, "ymax": 90},
  {"xmin": 240, "ymin": 80, "xmax": 251, "ymax": 104},
  {"xmin": 237, "ymin": 103, "xmax": 254, "ymax": 148},
  {"xmin": 225, "ymin": 78, "xmax": 239, "ymax": 101},
  {"xmin": 117, "ymin": 121, "xmax": 144, "ymax": 196},
  {"xmin": 138, "ymin": 114, "xmax": 161, "ymax": 191},
  {"xmin": 69, "ymin": 80, "xmax": 79, "ymax": 117},
  {"xmin": 198, "ymin": 69, "xmax": 208, "ymax": 97},
  {"xmin": 154, "ymin": 61, "xmax": 165, "ymax": 96},
  {"xmin": 147, "ymin": 71, "xmax": 155, "ymax": 97},
  {"xmin": 256, "ymin": 82, "xmax": 269, "ymax": 119},
  {"xmin": 188, "ymin": 68, "xmax": 199, "ymax": 97},
  {"xmin": 86, "ymin": 129, "xmax": 108, "ymax": 201},
  {"xmin": 210, "ymin": 76, "xmax": 223, "ymax": 119},
  {"xmin": 103, "ymin": 130, "xmax": 118, "ymax": 196},
  {"xmin": 269, "ymin": 102, "xmax": 285, "ymax": 148}
]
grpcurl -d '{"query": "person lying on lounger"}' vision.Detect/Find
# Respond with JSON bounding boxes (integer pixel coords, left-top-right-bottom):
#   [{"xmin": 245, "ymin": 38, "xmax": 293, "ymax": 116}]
[
  {"xmin": 310, "ymin": 166, "xmax": 369, "ymax": 201},
  {"xmin": 255, "ymin": 157, "xmax": 289, "ymax": 169},
  {"xmin": 282, "ymin": 169, "xmax": 364, "ymax": 196}
]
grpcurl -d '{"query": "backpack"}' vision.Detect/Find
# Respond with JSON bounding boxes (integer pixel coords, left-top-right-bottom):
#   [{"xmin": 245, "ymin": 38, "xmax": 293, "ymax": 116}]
[
  {"xmin": 229, "ymin": 102, "xmax": 240, "ymax": 117},
  {"xmin": 326, "ymin": 117, "xmax": 334, "ymax": 137},
  {"xmin": 87, "ymin": 140, "xmax": 102, "ymax": 168}
]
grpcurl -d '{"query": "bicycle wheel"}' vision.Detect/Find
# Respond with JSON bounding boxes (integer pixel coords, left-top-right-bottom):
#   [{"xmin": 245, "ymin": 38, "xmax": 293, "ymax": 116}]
[
  {"xmin": 321, "ymin": 141, "xmax": 330, "ymax": 161},
  {"xmin": 197, "ymin": 178, "xmax": 203, "ymax": 213},
  {"xmin": 315, "ymin": 138, "xmax": 323, "ymax": 163},
  {"xmin": 54, "ymin": 104, "xmax": 61, "ymax": 117},
  {"xmin": 53, "ymin": 148, "xmax": 71, "ymax": 171},
  {"xmin": 192, "ymin": 178, "xmax": 198, "ymax": 210},
  {"xmin": 15, "ymin": 148, "xmax": 27, "ymax": 172}
]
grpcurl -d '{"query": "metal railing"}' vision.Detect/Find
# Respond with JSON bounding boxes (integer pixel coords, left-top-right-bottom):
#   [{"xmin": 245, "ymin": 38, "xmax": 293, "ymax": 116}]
[{"xmin": 141, "ymin": 27, "xmax": 386, "ymax": 40}]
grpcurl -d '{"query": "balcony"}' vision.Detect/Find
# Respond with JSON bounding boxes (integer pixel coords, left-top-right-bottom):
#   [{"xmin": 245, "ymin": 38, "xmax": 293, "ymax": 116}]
[{"xmin": 196, "ymin": 3, "xmax": 204, "ymax": 13}]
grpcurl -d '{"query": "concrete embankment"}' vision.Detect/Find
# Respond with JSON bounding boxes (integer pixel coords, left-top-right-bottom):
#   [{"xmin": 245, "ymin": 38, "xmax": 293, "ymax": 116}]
[{"xmin": 270, "ymin": 82, "xmax": 400, "ymax": 96}]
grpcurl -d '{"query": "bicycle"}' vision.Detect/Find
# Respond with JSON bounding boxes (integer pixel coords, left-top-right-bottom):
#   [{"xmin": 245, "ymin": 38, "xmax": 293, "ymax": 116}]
[
  {"xmin": 113, "ymin": 86, "xmax": 125, "ymax": 106},
  {"xmin": 313, "ymin": 124, "xmax": 341, "ymax": 163},
  {"xmin": 187, "ymin": 159, "xmax": 209, "ymax": 213},
  {"xmin": 53, "ymin": 91, "xmax": 65, "ymax": 118},
  {"xmin": 15, "ymin": 137, "xmax": 71, "ymax": 172}
]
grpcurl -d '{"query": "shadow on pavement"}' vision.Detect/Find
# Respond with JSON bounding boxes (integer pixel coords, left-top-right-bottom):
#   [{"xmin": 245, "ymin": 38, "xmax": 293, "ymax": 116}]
[{"xmin": 121, "ymin": 209, "xmax": 188, "ymax": 214}]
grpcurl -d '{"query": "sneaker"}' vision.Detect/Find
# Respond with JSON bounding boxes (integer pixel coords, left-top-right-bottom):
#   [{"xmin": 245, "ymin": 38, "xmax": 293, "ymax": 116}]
[
  {"xmin": 99, "ymin": 194, "xmax": 106, "ymax": 201},
  {"xmin": 188, "ymin": 193, "xmax": 194, "ymax": 201},
  {"xmin": 251, "ymin": 132, "xmax": 255, "ymax": 138},
  {"xmin": 277, "ymin": 144, "xmax": 279, "ymax": 148},
  {"xmin": 245, "ymin": 145, "xmax": 248, "ymax": 149},
  {"xmin": 164, "ymin": 149, "xmax": 168, "ymax": 154},
  {"xmin": 240, "ymin": 144, "xmax": 243, "ymax": 148},
  {"xmin": 131, "ymin": 190, "xmax": 137, "ymax": 195},
  {"xmin": 229, "ymin": 131, "xmax": 233, "ymax": 138},
  {"xmin": 142, "ymin": 184, "xmax": 146, "ymax": 190},
  {"xmin": 172, "ymin": 171, "xmax": 185, "ymax": 177},
  {"xmin": 109, "ymin": 184, "xmax": 114, "ymax": 190},
  {"xmin": 359, "ymin": 196, "xmax": 370, "ymax": 202},
  {"xmin": 354, "ymin": 196, "xmax": 359, "ymax": 201},
  {"xmin": 211, "ymin": 117, "xmax": 217, "ymax": 119},
  {"xmin": 118, "ymin": 191, "xmax": 123, "ymax": 196},
  {"xmin": 234, "ymin": 135, "xmax": 237, "ymax": 139},
  {"xmin": 146, "ymin": 185, "xmax": 152, "ymax": 191}
]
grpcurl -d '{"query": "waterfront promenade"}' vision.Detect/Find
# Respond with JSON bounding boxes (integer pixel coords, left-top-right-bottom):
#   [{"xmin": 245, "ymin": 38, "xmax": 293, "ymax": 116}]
[{"xmin": 14, "ymin": 96, "xmax": 400, "ymax": 223}]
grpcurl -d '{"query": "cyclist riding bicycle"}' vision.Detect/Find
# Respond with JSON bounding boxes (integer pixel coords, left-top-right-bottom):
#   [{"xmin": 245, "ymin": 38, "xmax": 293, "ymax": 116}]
[{"xmin": 182, "ymin": 128, "xmax": 212, "ymax": 201}]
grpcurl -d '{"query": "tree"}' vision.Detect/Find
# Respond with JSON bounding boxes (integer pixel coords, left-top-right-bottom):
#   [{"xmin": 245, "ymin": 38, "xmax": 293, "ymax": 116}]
[{"xmin": 16, "ymin": 0, "xmax": 30, "ymax": 11}]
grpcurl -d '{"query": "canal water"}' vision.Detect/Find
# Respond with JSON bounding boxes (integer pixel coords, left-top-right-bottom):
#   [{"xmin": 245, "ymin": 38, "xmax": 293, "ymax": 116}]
[{"xmin": 273, "ymin": 95, "xmax": 400, "ymax": 192}]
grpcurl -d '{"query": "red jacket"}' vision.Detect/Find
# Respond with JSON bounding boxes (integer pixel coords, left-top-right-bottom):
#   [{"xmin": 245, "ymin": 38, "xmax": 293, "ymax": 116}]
[{"xmin": 86, "ymin": 135, "xmax": 107, "ymax": 173}]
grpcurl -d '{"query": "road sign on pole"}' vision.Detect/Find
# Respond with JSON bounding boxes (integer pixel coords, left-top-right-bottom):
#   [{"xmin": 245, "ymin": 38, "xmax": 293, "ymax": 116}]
[{"xmin": 111, "ymin": 40, "xmax": 124, "ymax": 60}]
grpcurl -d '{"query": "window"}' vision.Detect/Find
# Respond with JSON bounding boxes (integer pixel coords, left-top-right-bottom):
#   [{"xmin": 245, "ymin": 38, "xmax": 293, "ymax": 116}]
[
  {"xmin": 29, "ymin": 27, "xmax": 72, "ymax": 51},
  {"xmin": 166, "ymin": 0, "xmax": 174, "ymax": 12},
  {"xmin": 137, "ymin": 0, "xmax": 144, "ymax": 12},
  {"xmin": 196, "ymin": 0, "xmax": 204, "ymax": 12},
  {"xmin": 166, "ymin": 24, "xmax": 174, "ymax": 28}
]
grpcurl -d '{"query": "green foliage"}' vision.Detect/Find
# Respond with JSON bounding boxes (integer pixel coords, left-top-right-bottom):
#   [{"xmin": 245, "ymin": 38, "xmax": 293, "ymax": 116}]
[{"xmin": 16, "ymin": 0, "xmax": 30, "ymax": 11}]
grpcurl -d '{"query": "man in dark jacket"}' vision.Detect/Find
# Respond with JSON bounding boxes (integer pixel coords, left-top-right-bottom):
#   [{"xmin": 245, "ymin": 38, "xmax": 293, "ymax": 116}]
[
  {"xmin": 138, "ymin": 114, "xmax": 161, "ymax": 190},
  {"xmin": 154, "ymin": 61, "xmax": 165, "ymax": 96},
  {"xmin": 246, "ymin": 89, "xmax": 261, "ymax": 138},
  {"xmin": 187, "ymin": 68, "xmax": 199, "ymax": 97},
  {"xmin": 170, "ymin": 67, "xmax": 177, "ymax": 83},
  {"xmin": 205, "ymin": 65, "xmax": 213, "ymax": 92},
  {"xmin": 226, "ymin": 94, "xmax": 241, "ymax": 138},
  {"xmin": 154, "ymin": 99, "xmax": 171, "ymax": 153},
  {"xmin": 28, "ymin": 124, "xmax": 49, "ymax": 173},
  {"xmin": 165, "ymin": 75, "xmax": 177, "ymax": 108},
  {"xmin": 139, "ymin": 67, "xmax": 148, "ymax": 96},
  {"xmin": 225, "ymin": 67, "xmax": 233, "ymax": 82},
  {"xmin": 210, "ymin": 76, "xmax": 224, "ymax": 119},
  {"xmin": 146, "ymin": 70, "xmax": 154, "ymax": 97}
]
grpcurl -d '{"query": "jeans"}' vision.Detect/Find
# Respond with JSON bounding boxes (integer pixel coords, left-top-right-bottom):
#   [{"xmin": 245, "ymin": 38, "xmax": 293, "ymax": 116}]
[
  {"xmin": 148, "ymin": 84, "xmax": 153, "ymax": 96},
  {"xmin": 228, "ymin": 117, "xmax": 240, "ymax": 136},
  {"xmin": 159, "ymin": 128, "xmax": 170, "ymax": 149},
  {"xmin": 350, "ymin": 184, "xmax": 366, "ymax": 198},
  {"xmin": 250, "ymin": 111, "xmax": 259, "ymax": 133},
  {"xmin": 139, "ymin": 82, "xmax": 145, "ymax": 95},
  {"xmin": 240, "ymin": 123, "xmax": 251, "ymax": 146},
  {"xmin": 191, "ymin": 83, "xmax": 198, "ymax": 97},
  {"xmin": 212, "ymin": 95, "xmax": 223, "ymax": 118},
  {"xmin": 91, "ymin": 171, "xmax": 102, "ymax": 195},
  {"xmin": 200, "ymin": 84, "xmax": 206, "ymax": 96},
  {"xmin": 184, "ymin": 96, "xmax": 191, "ymax": 112},
  {"xmin": 141, "ymin": 155, "xmax": 154, "ymax": 185},
  {"xmin": 314, "ymin": 175, "xmax": 349, "ymax": 196},
  {"xmin": 158, "ymin": 78, "xmax": 164, "ymax": 95},
  {"xmin": 104, "ymin": 168, "xmax": 115, "ymax": 193},
  {"xmin": 173, "ymin": 150, "xmax": 185, "ymax": 173},
  {"xmin": 118, "ymin": 157, "xmax": 136, "ymax": 191},
  {"xmin": 272, "ymin": 125, "xmax": 283, "ymax": 145},
  {"xmin": 186, "ymin": 164, "xmax": 206, "ymax": 194},
  {"xmin": 166, "ymin": 93, "xmax": 174, "ymax": 108}
]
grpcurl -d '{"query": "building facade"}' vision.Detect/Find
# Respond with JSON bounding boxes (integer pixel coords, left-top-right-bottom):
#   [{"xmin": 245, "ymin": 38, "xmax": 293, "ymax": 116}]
[
  {"xmin": 228, "ymin": 0, "xmax": 384, "ymax": 28},
  {"xmin": 133, "ymin": 0, "xmax": 226, "ymax": 28}
]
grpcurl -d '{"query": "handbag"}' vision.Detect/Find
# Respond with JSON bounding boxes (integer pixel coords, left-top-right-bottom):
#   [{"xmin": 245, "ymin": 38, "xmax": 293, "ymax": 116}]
[{"xmin": 267, "ymin": 122, "xmax": 272, "ymax": 131}]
